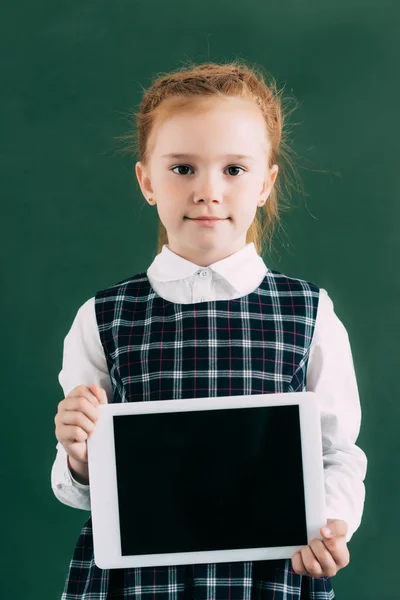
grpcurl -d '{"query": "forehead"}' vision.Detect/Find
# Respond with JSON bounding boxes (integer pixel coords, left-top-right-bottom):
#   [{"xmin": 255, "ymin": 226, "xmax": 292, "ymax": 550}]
[
  {"xmin": 158, "ymin": 96, "xmax": 264, "ymax": 128},
  {"xmin": 161, "ymin": 152, "xmax": 257, "ymax": 162},
  {"xmin": 152, "ymin": 97, "xmax": 269, "ymax": 156}
]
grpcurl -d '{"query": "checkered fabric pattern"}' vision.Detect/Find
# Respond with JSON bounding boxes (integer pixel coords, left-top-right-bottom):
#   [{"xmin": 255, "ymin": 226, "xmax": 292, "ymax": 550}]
[{"xmin": 60, "ymin": 268, "xmax": 335, "ymax": 599}]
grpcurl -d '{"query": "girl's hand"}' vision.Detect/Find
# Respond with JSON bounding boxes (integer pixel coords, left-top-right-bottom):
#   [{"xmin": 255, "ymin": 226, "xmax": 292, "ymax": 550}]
[
  {"xmin": 54, "ymin": 383, "xmax": 108, "ymax": 464},
  {"xmin": 291, "ymin": 519, "xmax": 350, "ymax": 578}
]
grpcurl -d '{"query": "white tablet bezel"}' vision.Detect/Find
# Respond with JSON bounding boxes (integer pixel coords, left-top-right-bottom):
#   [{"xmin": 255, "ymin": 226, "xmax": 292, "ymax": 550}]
[{"xmin": 88, "ymin": 391, "xmax": 326, "ymax": 569}]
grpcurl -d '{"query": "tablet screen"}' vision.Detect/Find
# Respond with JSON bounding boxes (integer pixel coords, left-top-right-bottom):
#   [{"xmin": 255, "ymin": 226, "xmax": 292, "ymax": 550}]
[{"xmin": 113, "ymin": 404, "xmax": 308, "ymax": 557}]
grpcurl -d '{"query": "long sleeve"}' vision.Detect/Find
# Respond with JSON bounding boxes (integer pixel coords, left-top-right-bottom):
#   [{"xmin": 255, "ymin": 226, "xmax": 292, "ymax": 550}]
[
  {"xmin": 51, "ymin": 297, "xmax": 114, "ymax": 510},
  {"xmin": 52, "ymin": 270, "xmax": 367, "ymax": 538},
  {"xmin": 306, "ymin": 288, "xmax": 367, "ymax": 543},
  {"xmin": 51, "ymin": 441, "xmax": 91, "ymax": 511}
]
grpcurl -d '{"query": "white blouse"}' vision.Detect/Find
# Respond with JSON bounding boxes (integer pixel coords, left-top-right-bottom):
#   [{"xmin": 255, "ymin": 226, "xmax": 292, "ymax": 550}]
[{"xmin": 51, "ymin": 243, "xmax": 367, "ymax": 543}]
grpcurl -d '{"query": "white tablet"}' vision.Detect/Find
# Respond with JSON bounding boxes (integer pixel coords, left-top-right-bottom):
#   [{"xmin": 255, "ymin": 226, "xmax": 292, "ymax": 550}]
[{"xmin": 87, "ymin": 391, "xmax": 326, "ymax": 569}]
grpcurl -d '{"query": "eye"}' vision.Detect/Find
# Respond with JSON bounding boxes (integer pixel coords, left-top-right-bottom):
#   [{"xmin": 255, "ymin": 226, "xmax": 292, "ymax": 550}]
[{"xmin": 171, "ymin": 164, "xmax": 246, "ymax": 176}]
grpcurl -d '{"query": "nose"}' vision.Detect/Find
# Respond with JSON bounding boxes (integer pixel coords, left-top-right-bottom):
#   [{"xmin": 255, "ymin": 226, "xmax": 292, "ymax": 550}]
[
  {"xmin": 193, "ymin": 182, "xmax": 223, "ymax": 205},
  {"xmin": 193, "ymin": 196, "xmax": 222, "ymax": 205}
]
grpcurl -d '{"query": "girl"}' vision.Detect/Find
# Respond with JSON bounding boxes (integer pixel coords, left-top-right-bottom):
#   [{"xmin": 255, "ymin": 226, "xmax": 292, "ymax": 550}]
[{"xmin": 52, "ymin": 60, "xmax": 367, "ymax": 599}]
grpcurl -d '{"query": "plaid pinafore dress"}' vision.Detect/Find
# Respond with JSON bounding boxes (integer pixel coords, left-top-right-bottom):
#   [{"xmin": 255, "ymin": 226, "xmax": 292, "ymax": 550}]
[{"xmin": 60, "ymin": 268, "xmax": 335, "ymax": 599}]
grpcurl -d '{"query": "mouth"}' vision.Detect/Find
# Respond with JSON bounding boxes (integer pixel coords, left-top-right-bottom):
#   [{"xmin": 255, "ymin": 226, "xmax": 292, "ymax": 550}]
[{"xmin": 186, "ymin": 217, "xmax": 228, "ymax": 227}]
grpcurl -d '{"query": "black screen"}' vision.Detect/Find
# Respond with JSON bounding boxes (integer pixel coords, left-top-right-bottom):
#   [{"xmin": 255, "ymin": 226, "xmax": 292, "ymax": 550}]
[{"xmin": 113, "ymin": 405, "xmax": 308, "ymax": 556}]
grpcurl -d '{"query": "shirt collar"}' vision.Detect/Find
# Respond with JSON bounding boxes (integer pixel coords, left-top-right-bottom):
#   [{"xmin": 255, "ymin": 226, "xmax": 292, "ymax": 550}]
[{"xmin": 147, "ymin": 242, "xmax": 267, "ymax": 295}]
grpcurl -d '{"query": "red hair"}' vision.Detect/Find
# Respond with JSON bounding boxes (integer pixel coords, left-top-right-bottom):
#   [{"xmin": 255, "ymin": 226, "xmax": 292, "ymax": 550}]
[{"xmin": 118, "ymin": 59, "xmax": 304, "ymax": 257}]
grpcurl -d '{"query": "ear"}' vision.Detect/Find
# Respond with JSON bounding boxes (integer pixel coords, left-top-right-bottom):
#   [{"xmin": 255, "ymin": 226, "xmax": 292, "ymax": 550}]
[
  {"xmin": 260, "ymin": 164, "xmax": 279, "ymax": 199},
  {"xmin": 135, "ymin": 161, "xmax": 154, "ymax": 201},
  {"xmin": 270, "ymin": 164, "xmax": 279, "ymax": 185}
]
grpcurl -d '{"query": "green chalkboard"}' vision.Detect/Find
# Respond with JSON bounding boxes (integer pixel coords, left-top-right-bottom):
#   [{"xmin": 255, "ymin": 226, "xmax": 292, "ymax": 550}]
[{"xmin": 2, "ymin": 1, "xmax": 398, "ymax": 598}]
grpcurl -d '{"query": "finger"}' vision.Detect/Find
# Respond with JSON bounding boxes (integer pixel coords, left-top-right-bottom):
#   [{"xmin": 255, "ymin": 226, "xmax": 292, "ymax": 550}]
[
  {"xmin": 323, "ymin": 519, "xmax": 348, "ymax": 539},
  {"xmin": 320, "ymin": 537, "xmax": 350, "ymax": 570},
  {"xmin": 89, "ymin": 383, "xmax": 108, "ymax": 404},
  {"xmin": 61, "ymin": 408, "xmax": 97, "ymax": 436},
  {"xmin": 61, "ymin": 424, "xmax": 90, "ymax": 443},
  {"xmin": 66, "ymin": 386, "xmax": 101, "ymax": 409},
  {"xmin": 301, "ymin": 545, "xmax": 324, "ymax": 578},
  {"xmin": 309, "ymin": 539, "xmax": 338, "ymax": 577},
  {"xmin": 319, "ymin": 532, "xmax": 349, "ymax": 568},
  {"xmin": 62, "ymin": 396, "xmax": 100, "ymax": 424},
  {"xmin": 291, "ymin": 551, "xmax": 307, "ymax": 576}
]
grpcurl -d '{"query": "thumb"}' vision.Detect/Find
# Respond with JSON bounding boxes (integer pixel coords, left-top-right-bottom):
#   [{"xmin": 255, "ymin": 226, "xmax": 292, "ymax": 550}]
[
  {"xmin": 90, "ymin": 383, "xmax": 108, "ymax": 404},
  {"xmin": 321, "ymin": 519, "xmax": 348, "ymax": 539}
]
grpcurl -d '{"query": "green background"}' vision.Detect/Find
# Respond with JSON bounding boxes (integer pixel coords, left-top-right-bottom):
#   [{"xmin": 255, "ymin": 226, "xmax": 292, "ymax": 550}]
[{"xmin": 2, "ymin": 1, "xmax": 398, "ymax": 598}]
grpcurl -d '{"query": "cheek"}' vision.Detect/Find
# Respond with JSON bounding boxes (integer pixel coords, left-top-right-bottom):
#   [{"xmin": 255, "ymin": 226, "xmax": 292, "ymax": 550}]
[
  {"xmin": 157, "ymin": 202, "xmax": 184, "ymax": 226},
  {"xmin": 234, "ymin": 204, "xmax": 254, "ymax": 219}
]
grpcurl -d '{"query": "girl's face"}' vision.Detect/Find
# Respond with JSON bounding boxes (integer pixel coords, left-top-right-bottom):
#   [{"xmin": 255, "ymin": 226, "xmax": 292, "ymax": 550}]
[{"xmin": 135, "ymin": 96, "xmax": 278, "ymax": 266}]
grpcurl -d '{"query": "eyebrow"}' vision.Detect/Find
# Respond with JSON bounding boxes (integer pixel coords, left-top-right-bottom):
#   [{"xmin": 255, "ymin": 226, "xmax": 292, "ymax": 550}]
[{"xmin": 161, "ymin": 153, "xmax": 256, "ymax": 162}]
